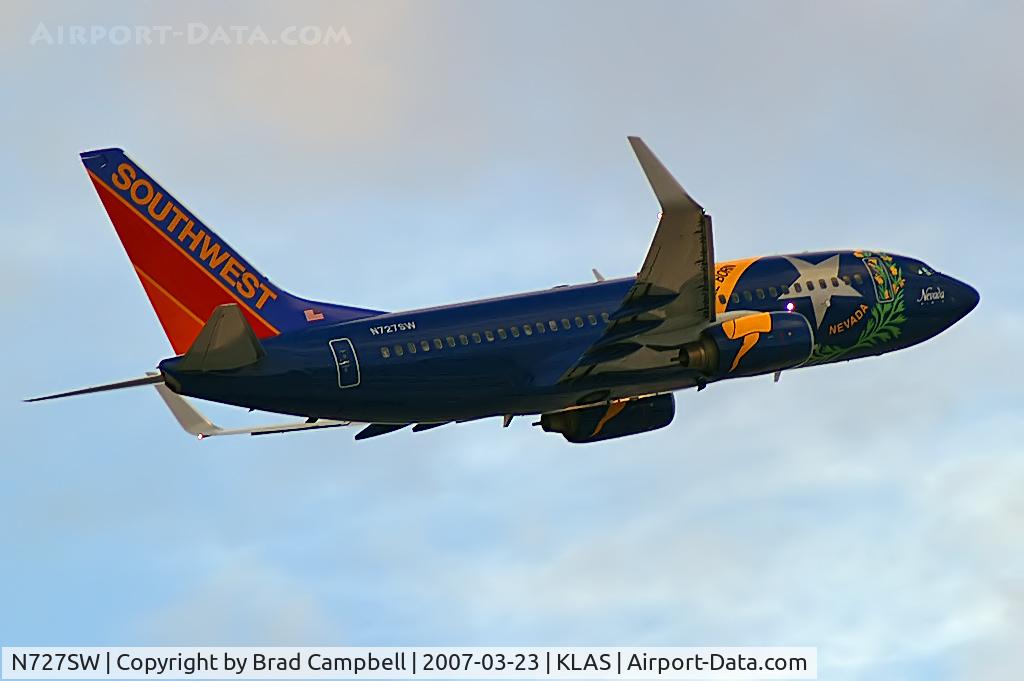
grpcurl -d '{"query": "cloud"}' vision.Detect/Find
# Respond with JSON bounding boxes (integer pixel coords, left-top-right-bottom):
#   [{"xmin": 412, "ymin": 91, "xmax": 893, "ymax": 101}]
[{"xmin": 138, "ymin": 548, "xmax": 336, "ymax": 644}]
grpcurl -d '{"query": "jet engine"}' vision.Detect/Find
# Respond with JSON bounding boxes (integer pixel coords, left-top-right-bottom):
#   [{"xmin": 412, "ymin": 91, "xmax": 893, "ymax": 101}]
[
  {"xmin": 678, "ymin": 311, "xmax": 814, "ymax": 378},
  {"xmin": 540, "ymin": 394, "xmax": 675, "ymax": 443}
]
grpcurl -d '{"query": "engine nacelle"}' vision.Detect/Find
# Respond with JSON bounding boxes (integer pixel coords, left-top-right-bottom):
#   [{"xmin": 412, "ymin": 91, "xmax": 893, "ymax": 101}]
[
  {"xmin": 541, "ymin": 394, "xmax": 675, "ymax": 443},
  {"xmin": 678, "ymin": 311, "xmax": 814, "ymax": 378}
]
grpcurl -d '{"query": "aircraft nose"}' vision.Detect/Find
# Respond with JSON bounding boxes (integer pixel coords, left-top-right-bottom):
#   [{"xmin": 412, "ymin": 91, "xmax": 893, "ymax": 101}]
[{"xmin": 948, "ymin": 277, "xmax": 980, "ymax": 318}]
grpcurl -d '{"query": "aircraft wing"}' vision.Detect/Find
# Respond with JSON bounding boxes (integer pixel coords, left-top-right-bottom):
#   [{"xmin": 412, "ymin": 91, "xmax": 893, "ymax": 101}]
[
  {"xmin": 155, "ymin": 384, "xmax": 449, "ymax": 440},
  {"xmin": 154, "ymin": 383, "xmax": 356, "ymax": 438},
  {"xmin": 561, "ymin": 137, "xmax": 716, "ymax": 382}
]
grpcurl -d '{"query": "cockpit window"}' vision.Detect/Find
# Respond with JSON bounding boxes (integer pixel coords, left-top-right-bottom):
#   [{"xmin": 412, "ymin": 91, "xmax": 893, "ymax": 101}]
[{"xmin": 905, "ymin": 258, "xmax": 936, "ymax": 276}]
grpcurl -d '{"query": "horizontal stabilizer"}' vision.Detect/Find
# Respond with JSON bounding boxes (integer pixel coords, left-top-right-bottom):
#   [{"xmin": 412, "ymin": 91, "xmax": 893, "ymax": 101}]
[
  {"xmin": 177, "ymin": 303, "xmax": 264, "ymax": 372},
  {"xmin": 153, "ymin": 383, "xmax": 354, "ymax": 438},
  {"xmin": 25, "ymin": 374, "xmax": 163, "ymax": 402}
]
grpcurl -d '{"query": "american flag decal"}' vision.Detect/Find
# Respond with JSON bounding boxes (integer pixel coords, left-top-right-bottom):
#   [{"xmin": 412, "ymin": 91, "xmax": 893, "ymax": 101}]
[{"xmin": 304, "ymin": 309, "xmax": 325, "ymax": 322}]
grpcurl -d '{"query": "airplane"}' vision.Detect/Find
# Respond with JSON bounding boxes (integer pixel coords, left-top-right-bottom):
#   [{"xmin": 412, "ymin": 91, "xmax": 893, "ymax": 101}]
[{"xmin": 27, "ymin": 138, "xmax": 979, "ymax": 443}]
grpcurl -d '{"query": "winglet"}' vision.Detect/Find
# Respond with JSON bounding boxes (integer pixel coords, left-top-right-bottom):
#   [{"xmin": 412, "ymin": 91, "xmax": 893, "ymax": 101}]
[
  {"xmin": 627, "ymin": 136, "xmax": 704, "ymax": 212},
  {"xmin": 154, "ymin": 382, "xmax": 220, "ymax": 437}
]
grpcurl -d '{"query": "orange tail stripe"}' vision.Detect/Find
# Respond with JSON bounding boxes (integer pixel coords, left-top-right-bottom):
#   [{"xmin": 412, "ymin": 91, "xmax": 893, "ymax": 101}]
[{"xmin": 89, "ymin": 172, "xmax": 280, "ymax": 345}]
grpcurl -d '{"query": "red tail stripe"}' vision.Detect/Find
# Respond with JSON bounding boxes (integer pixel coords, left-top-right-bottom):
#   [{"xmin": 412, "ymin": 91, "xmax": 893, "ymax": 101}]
[
  {"xmin": 89, "ymin": 171, "xmax": 280, "ymax": 343},
  {"xmin": 136, "ymin": 268, "xmax": 205, "ymax": 354}
]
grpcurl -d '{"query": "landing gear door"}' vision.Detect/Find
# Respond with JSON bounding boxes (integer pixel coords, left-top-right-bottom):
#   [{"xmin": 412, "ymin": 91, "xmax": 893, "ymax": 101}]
[{"xmin": 329, "ymin": 338, "xmax": 361, "ymax": 388}]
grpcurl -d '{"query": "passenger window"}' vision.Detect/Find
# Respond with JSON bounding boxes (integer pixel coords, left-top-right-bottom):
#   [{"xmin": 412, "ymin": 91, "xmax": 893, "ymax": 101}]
[
  {"xmin": 523, "ymin": 324, "xmax": 533, "ymax": 336},
  {"xmin": 459, "ymin": 334, "xmax": 469, "ymax": 346},
  {"xmin": 536, "ymin": 322, "xmax": 546, "ymax": 334},
  {"xmin": 842, "ymin": 275, "xmax": 852, "ymax": 284},
  {"xmin": 380, "ymin": 346, "xmax": 390, "ymax": 358},
  {"xmin": 743, "ymin": 290, "xmax": 753, "ymax": 302},
  {"xmin": 718, "ymin": 294, "xmax": 727, "ymax": 305},
  {"xmin": 497, "ymin": 328, "xmax": 507, "ymax": 340},
  {"xmin": 561, "ymin": 318, "xmax": 571, "ymax": 330},
  {"xmin": 472, "ymin": 332, "xmax": 481, "ymax": 344},
  {"xmin": 794, "ymin": 282, "xmax": 802, "ymax": 293},
  {"xmin": 433, "ymin": 338, "xmax": 443, "ymax": 350},
  {"xmin": 756, "ymin": 288, "xmax": 765, "ymax": 300},
  {"xmin": 420, "ymin": 340, "xmax": 431, "ymax": 352},
  {"xmin": 549, "ymin": 320, "xmax": 558, "ymax": 332},
  {"xmin": 769, "ymin": 286, "xmax": 778, "ymax": 297},
  {"xmin": 587, "ymin": 314, "xmax": 597, "ymax": 326},
  {"xmin": 407, "ymin": 342, "xmax": 417, "ymax": 354},
  {"xmin": 446, "ymin": 336, "xmax": 456, "ymax": 348},
  {"xmin": 731, "ymin": 293, "xmax": 740, "ymax": 304},
  {"xmin": 510, "ymin": 326, "xmax": 520, "ymax": 338},
  {"xmin": 819, "ymin": 278, "xmax": 827, "ymax": 289},
  {"xmin": 394, "ymin": 344, "xmax": 404, "ymax": 356},
  {"xmin": 781, "ymin": 285, "xmax": 790, "ymax": 294},
  {"xmin": 601, "ymin": 312, "xmax": 610, "ymax": 323},
  {"xmin": 484, "ymin": 330, "xmax": 495, "ymax": 342},
  {"xmin": 806, "ymin": 280, "xmax": 815, "ymax": 291},
  {"xmin": 831, "ymin": 277, "xmax": 840, "ymax": 287},
  {"xmin": 854, "ymin": 273, "xmax": 864, "ymax": 284},
  {"xmin": 574, "ymin": 316, "xmax": 584, "ymax": 328}
]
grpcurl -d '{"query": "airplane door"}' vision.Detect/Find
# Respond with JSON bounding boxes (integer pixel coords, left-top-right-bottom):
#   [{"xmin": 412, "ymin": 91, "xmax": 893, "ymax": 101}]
[{"xmin": 328, "ymin": 338, "xmax": 361, "ymax": 388}]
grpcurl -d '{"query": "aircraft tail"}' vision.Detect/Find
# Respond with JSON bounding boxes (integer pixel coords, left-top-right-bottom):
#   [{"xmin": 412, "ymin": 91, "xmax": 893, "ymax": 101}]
[{"xmin": 80, "ymin": 148, "xmax": 384, "ymax": 354}]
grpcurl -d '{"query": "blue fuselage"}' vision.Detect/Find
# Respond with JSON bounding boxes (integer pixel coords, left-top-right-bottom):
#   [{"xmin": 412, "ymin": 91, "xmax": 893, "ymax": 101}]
[{"xmin": 160, "ymin": 250, "xmax": 978, "ymax": 423}]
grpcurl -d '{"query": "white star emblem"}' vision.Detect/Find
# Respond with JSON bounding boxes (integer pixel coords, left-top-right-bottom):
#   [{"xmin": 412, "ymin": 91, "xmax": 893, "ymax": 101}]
[{"xmin": 779, "ymin": 255, "xmax": 862, "ymax": 327}]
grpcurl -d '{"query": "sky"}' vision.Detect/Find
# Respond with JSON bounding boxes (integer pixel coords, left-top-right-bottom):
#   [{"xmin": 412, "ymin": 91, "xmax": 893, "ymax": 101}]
[{"xmin": 1, "ymin": 1, "xmax": 1022, "ymax": 679}]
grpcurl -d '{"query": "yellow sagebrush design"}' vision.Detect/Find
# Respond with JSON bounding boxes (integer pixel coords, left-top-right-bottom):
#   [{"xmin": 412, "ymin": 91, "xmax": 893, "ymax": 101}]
[{"xmin": 807, "ymin": 252, "xmax": 907, "ymax": 365}]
